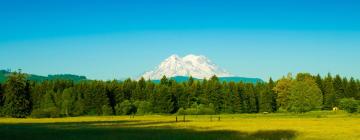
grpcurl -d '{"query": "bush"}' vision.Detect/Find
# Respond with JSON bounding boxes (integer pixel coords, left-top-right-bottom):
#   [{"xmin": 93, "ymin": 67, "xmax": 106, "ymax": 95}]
[
  {"xmin": 185, "ymin": 108, "xmax": 198, "ymax": 115},
  {"xmin": 176, "ymin": 104, "xmax": 215, "ymax": 115},
  {"xmin": 102, "ymin": 105, "xmax": 113, "ymax": 116},
  {"xmin": 31, "ymin": 107, "xmax": 60, "ymax": 118},
  {"xmin": 115, "ymin": 100, "xmax": 137, "ymax": 115},
  {"xmin": 134, "ymin": 101, "xmax": 152, "ymax": 115},
  {"xmin": 339, "ymin": 98, "xmax": 358, "ymax": 113},
  {"xmin": 176, "ymin": 108, "xmax": 186, "ymax": 115}
]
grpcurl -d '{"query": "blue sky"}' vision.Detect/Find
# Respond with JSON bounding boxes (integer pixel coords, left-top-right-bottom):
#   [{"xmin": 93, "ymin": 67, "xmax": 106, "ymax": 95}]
[{"xmin": 1, "ymin": 0, "xmax": 360, "ymax": 80}]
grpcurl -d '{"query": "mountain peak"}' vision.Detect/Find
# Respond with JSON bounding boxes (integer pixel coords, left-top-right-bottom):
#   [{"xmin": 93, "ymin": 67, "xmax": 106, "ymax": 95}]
[
  {"xmin": 141, "ymin": 54, "xmax": 232, "ymax": 80},
  {"xmin": 167, "ymin": 54, "xmax": 181, "ymax": 60}
]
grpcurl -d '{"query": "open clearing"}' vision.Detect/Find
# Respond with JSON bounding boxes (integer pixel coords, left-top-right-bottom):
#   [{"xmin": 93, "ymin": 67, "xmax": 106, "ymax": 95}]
[{"xmin": 0, "ymin": 111, "xmax": 359, "ymax": 140}]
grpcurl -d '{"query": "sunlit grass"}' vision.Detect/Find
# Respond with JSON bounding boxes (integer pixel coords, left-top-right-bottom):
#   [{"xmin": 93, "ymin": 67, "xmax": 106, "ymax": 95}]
[{"xmin": 0, "ymin": 111, "xmax": 359, "ymax": 140}]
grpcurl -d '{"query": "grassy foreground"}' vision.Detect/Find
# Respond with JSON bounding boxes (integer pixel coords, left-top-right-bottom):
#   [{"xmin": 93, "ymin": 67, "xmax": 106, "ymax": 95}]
[{"xmin": 0, "ymin": 111, "xmax": 359, "ymax": 140}]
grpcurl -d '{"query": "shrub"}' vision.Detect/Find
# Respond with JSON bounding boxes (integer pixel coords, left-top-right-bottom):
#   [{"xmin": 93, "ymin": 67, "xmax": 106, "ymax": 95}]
[
  {"xmin": 102, "ymin": 105, "xmax": 113, "ymax": 116},
  {"xmin": 339, "ymin": 98, "xmax": 358, "ymax": 113},
  {"xmin": 134, "ymin": 101, "xmax": 152, "ymax": 115},
  {"xmin": 115, "ymin": 100, "xmax": 137, "ymax": 115},
  {"xmin": 176, "ymin": 108, "xmax": 186, "ymax": 115},
  {"xmin": 185, "ymin": 108, "xmax": 198, "ymax": 115},
  {"xmin": 176, "ymin": 104, "xmax": 215, "ymax": 115},
  {"xmin": 31, "ymin": 107, "xmax": 60, "ymax": 118}
]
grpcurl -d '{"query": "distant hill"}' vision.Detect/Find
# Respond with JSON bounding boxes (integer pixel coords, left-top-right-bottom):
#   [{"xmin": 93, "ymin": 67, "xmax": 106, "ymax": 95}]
[
  {"xmin": 152, "ymin": 76, "xmax": 263, "ymax": 84},
  {"xmin": 0, "ymin": 70, "xmax": 87, "ymax": 83}
]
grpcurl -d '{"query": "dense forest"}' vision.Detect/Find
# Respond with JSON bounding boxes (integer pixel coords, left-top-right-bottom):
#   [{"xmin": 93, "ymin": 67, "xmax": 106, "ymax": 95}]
[
  {"xmin": 0, "ymin": 71, "xmax": 359, "ymax": 118},
  {"xmin": 0, "ymin": 70, "xmax": 87, "ymax": 83}
]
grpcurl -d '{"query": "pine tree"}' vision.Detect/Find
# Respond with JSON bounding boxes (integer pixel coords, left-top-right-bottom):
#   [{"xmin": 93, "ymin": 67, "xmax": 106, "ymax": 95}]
[
  {"xmin": 144, "ymin": 80, "xmax": 155, "ymax": 101},
  {"xmin": 232, "ymin": 90, "xmax": 242, "ymax": 113},
  {"xmin": 315, "ymin": 74, "xmax": 324, "ymax": 105},
  {"xmin": 228, "ymin": 82, "xmax": 238, "ymax": 113},
  {"xmin": 160, "ymin": 76, "xmax": 169, "ymax": 85},
  {"xmin": 188, "ymin": 76, "xmax": 194, "ymax": 86},
  {"xmin": 132, "ymin": 77, "xmax": 146, "ymax": 101},
  {"xmin": 41, "ymin": 90, "xmax": 57, "ymax": 110},
  {"xmin": 123, "ymin": 78, "xmax": 135, "ymax": 100},
  {"xmin": 105, "ymin": 80, "xmax": 119, "ymax": 114},
  {"xmin": 207, "ymin": 75, "xmax": 223, "ymax": 113},
  {"xmin": 222, "ymin": 82, "xmax": 233, "ymax": 113},
  {"xmin": 268, "ymin": 78, "xmax": 277, "ymax": 112},
  {"xmin": 259, "ymin": 83, "xmax": 273, "ymax": 113},
  {"xmin": 247, "ymin": 84, "xmax": 258, "ymax": 113},
  {"xmin": 323, "ymin": 74, "xmax": 336, "ymax": 109},
  {"xmin": 342, "ymin": 77, "xmax": 349, "ymax": 98},
  {"xmin": 61, "ymin": 88, "xmax": 75, "ymax": 116},
  {"xmin": 0, "ymin": 83, "xmax": 3, "ymax": 105},
  {"xmin": 82, "ymin": 81, "xmax": 111, "ymax": 115},
  {"xmin": 346, "ymin": 77, "xmax": 357, "ymax": 98},
  {"xmin": 3, "ymin": 72, "xmax": 32, "ymax": 118},
  {"xmin": 154, "ymin": 85, "xmax": 174, "ymax": 113},
  {"xmin": 357, "ymin": 80, "xmax": 360, "ymax": 100},
  {"xmin": 333, "ymin": 75, "xmax": 345, "ymax": 102},
  {"xmin": 0, "ymin": 83, "xmax": 3, "ymax": 115},
  {"xmin": 236, "ymin": 82, "xmax": 247, "ymax": 113}
]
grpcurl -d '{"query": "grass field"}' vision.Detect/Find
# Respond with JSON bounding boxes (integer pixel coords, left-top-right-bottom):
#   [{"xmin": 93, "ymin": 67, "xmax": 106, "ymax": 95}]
[{"xmin": 0, "ymin": 111, "xmax": 359, "ymax": 140}]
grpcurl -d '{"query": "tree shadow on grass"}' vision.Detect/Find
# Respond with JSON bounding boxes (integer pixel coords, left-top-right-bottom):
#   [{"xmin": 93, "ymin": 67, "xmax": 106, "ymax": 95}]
[{"xmin": 0, "ymin": 121, "xmax": 297, "ymax": 140}]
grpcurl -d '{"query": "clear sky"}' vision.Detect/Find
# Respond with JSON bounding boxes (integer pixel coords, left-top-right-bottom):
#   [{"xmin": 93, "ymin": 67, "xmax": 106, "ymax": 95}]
[{"xmin": 1, "ymin": 0, "xmax": 360, "ymax": 80}]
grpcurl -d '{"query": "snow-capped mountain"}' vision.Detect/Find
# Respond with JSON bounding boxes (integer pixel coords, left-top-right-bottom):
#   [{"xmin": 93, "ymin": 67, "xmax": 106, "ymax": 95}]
[{"xmin": 141, "ymin": 54, "xmax": 233, "ymax": 80}]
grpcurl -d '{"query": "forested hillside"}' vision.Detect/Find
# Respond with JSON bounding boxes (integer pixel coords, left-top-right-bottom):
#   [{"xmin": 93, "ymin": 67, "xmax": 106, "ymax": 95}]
[
  {"xmin": 0, "ymin": 70, "xmax": 87, "ymax": 83},
  {"xmin": 0, "ymin": 71, "xmax": 359, "ymax": 118}
]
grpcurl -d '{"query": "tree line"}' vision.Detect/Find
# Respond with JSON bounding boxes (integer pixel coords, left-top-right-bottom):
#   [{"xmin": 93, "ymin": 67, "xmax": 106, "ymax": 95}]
[{"xmin": 0, "ymin": 71, "xmax": 359, "ymax": 118}]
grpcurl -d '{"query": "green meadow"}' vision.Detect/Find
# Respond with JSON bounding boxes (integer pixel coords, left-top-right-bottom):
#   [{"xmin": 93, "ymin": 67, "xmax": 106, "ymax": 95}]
[{"xmin": 0, "ymin": 111, "xmax": 359, "ymax": 140}]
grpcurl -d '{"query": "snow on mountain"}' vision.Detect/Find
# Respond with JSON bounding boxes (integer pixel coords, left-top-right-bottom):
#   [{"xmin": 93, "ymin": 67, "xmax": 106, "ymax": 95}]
[{"xmin": 141, "ymin": 54, "xmax": 233, "ymax": 80}]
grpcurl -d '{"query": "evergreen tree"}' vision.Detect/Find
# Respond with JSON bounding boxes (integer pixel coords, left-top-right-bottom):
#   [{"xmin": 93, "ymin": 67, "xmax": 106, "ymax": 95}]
[
  {"xmin": 315, "ymin": 74, "xmax": 324, "ymax": 105},
  {"xmin": 72, "ymin": 90, "xmax": 85, "ymax": 116},
  {"xmin": 39, "ymin": 90, "xmax": 60, "ymax": 117},
  {"xmin": 188, "ymin": 76, "xmax": 194, "ymax": 86},
  {"xmin": 123, "ymin": 78, "xmax": 135, "ymax": 100},
  {"xmin": 232, "ymin": 90, "xmax": 242, "ymax": 113},
  {"xmin": 258, "ymin": 83, "xmax": 273, "ymax": 113},
  {"xmin": 61, "ymin": 88, "xmax": 76, "ymax": 116},
  {"xmin": 0, "ymin": 83, "xmax": 3, "ymax": 115},
  {"xmin": 333, "ymin": 75, "xmax": 345, "ymax": 103},
  {"xmin": 105, "ymin": 80, "xmax": 119, "ymax": 115},
  {"xmin": 41, "ymin": 90, "xmax": 57, "ymax": 110},
  {"xmin": 222, "ymin": 82, "xmax": 233, "ymax": 113},
  {"xmin": 357, "ymin": 80, "xmax": 360, "ymax": 100},
  {"xmin": 160, "ymin": 76, "xmax": 169, "ymax": 85},
  {"xmin": 132, "ymin": 77, "xmax": 146, "ymax": 101},
  {"xmin": 82, "ymin": 81, "xmax": 111, "ymax": 115},
  {"xmin": 346, "ymin": 77, "xmax": 358, "ymax": 99},
  {"xmin": 323, "ymin": 74, "xmax": 336, "ymax": 109},
  {"xmin": 153, "ymin": 85, "xmax": 174, "ymax": 113},
  {"xmin": 144, "ymin": 80, "xmax": 155, "ymax": 101},
  {"xmin": 268, "ymin": 78, "xmax": 277, "ymax": 112},
  {"xmin": 3, "ymin": 72, "xmax": 32, "ymax": 118},
  {"xmin": 246, "ymin": 84, "xmax": 258, "ymax": 113},
  {"xmin": 207, "ymin": 75, "xmax": 223, "ymax": 113}
]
